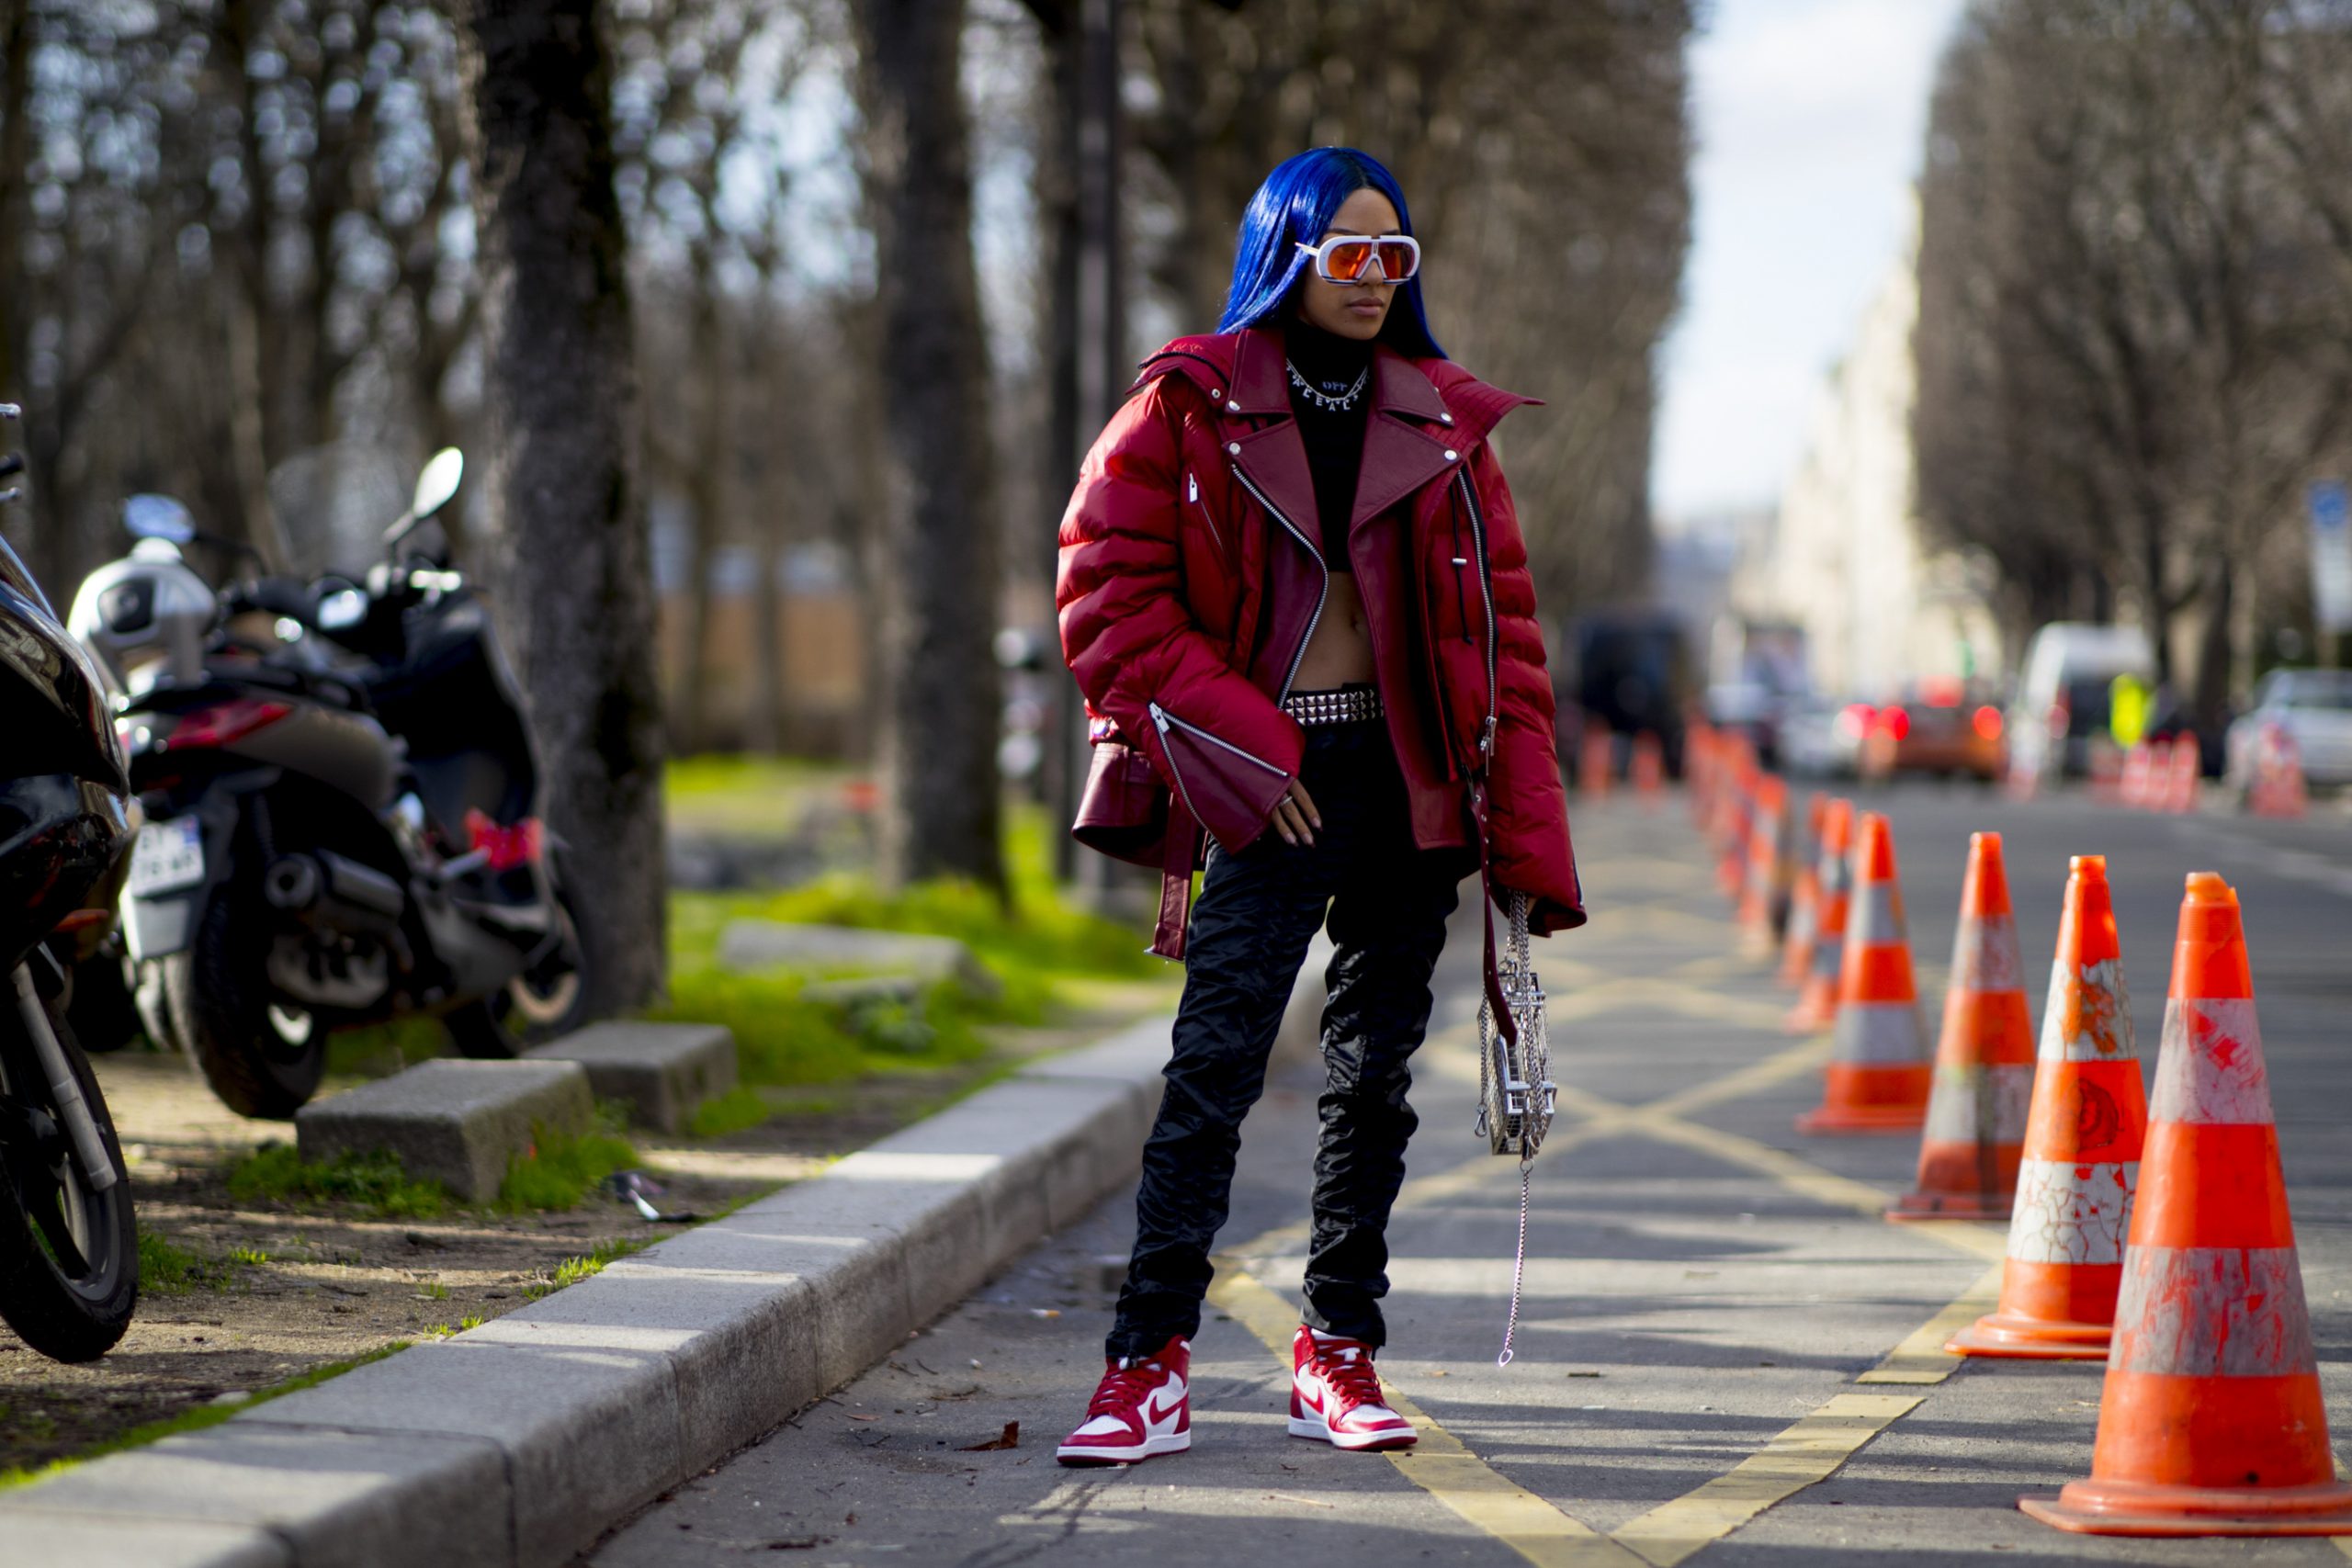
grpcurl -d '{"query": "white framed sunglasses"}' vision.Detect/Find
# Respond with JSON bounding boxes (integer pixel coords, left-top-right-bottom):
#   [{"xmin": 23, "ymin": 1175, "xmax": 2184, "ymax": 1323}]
[{"xmin": 1294, "ymin": 231, "xmax": 1420, "ymax": 285}]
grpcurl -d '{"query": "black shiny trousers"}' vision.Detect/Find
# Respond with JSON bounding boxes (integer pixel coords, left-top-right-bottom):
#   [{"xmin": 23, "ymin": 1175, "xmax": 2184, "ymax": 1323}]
[{"xmin": 1108, "ymin": 720, "xmax": 1464, "ymax": 1359}]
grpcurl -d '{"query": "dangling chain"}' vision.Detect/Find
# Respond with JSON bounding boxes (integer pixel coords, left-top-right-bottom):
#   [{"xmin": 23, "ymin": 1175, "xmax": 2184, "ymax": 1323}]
[
  {"xmin": 1286, "ymin": 358, "xmax": 1369, "ymax": 412},
  {"xmin": 1498, "ymin": 1156, "xmax": 1532, "ymax": 1366}
]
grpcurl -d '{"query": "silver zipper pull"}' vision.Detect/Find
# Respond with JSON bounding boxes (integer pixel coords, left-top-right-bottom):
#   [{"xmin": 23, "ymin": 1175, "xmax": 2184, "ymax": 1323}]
[{"xmin": 1188, "ymin": 473, "xmax": 1198, "ymax": 503}]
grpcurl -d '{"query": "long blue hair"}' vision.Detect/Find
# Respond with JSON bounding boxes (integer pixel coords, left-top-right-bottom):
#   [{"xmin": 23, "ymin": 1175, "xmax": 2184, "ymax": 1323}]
[{"xmin": 1216, "ymin": 147, "xmax": 1445, "ymax": 359}]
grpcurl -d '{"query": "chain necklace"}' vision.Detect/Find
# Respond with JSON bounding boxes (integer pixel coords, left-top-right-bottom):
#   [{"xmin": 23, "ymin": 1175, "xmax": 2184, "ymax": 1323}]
[{"xmin": 1286, "ymin": 358, "xmax": 1369, "ymax": 413}]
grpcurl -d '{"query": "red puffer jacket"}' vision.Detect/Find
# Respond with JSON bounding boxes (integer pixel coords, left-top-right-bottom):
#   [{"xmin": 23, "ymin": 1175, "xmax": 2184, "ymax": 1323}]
[{"xmin": 1056, "ymin": 325, "xmax": 1582, "ymax": 957}]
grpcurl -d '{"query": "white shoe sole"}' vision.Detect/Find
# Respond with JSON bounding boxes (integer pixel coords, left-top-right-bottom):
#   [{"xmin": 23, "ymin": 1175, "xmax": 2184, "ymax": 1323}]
[
  {"xmin": 1288, "ymin": 1414, "xmax": 1417, "ymax": 1451},
  {"xmin": 1056, "ymin": 1430, "xmax": 1191, "ymax": 1466}
]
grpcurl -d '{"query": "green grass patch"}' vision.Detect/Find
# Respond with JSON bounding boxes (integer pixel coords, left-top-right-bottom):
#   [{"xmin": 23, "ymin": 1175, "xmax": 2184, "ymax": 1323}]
[
  {"xmin": 227, "ymin": 1144, "xmax": 448, "ymax": 1221},
  {"xmin": 524, "ymin": 1235, "xmax": 648, "ymax": 1300},
  {"xmin": 686, "ymin": 1085, "xmax": 773, "ymax": 1139},
  {"xmin": 226, "ymin": 1245, "xmax": 270, "ymax": 1267},
  {"xmin": 496, "ymin": 1124, "xmax": 639, "ymax": 1213},
  {"xmin": 323, "ymin": 1015, "xmax": 451, "ymax": 1081},
  {"xmin": 0, "ymin": 1342, "xmax": 409, "ymax": 1491},
  {"xmin": 136, "ymin": 1231, "xmax": 215, "ymax": 1295}
]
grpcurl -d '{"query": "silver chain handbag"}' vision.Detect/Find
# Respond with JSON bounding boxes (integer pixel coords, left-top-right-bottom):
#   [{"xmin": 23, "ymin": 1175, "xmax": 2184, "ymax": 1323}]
[{"xmin": 1474, "ymin": 889, "xmax": 1555, "ymax": 1365}]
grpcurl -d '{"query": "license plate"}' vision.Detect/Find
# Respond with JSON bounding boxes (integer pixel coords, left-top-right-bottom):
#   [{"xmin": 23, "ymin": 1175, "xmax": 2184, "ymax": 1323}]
[{"xmin": 127, "ymin": 817, "xmax": 206, "ymax": 898}]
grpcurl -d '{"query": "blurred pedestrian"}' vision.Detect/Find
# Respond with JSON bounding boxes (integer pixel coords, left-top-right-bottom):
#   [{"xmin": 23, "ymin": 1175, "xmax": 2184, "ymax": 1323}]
[{"xmin": 1052, "ymin": 146, "xmax": 1583, "ymax": 1465}]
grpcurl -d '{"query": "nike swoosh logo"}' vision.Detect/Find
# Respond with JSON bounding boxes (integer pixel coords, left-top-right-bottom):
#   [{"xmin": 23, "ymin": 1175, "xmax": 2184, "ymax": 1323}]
[{"xmin": 1143, "ymin": 1375, "xmax": 1187, "ymax": 1427}]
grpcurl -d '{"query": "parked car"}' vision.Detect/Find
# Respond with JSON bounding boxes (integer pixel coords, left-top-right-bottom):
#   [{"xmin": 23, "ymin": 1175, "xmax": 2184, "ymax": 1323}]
[
  {"xmin": 1859, "ymin": 679, "xmax": 2007, "ymax": 784},
  {"xmin": 2007, "ymin": 623, "xmax": 2154, "ymax": 781},
  {"xmin": 1780, "ymin": 694, "xmax": 1867, "ymax": 780},
  {"xmin": 2224, "ymin": 668, "xmax": 2352, "ymax": 794}
]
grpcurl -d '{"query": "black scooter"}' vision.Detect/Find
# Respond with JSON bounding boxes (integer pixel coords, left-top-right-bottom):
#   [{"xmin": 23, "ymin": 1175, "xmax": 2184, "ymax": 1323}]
[
  {"xmin": 75, "ymin": 450, "xmax": 589, "ymax": 1118},
  {"xmin": 0, "ymin": 403, "xmax": 141, "ymax": 1361}
]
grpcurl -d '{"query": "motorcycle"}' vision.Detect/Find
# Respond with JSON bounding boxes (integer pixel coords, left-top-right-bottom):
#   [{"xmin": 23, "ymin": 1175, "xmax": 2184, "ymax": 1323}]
[
  {"xmin": 0, "ymin": 402, "xmax": 141, "ymax": 1360},
  {"xmin": 68, "ymin": 449, "xmax": 589, "ymax": 1119}
]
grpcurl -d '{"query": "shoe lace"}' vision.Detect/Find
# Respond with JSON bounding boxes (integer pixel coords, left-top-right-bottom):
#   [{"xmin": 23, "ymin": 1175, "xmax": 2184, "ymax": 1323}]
[
  {"xmin": 1311, "ymin": 1342, "xmax": 1386, "ymax": 1411},
  {"xmin": 1087, "ymin": 1358, "xmax": 1163, "ymax": 1417}
]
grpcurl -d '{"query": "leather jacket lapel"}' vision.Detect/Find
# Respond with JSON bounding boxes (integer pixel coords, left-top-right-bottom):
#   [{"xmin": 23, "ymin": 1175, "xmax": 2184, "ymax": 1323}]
[
  {"xmin": 1224, "ymin": 329, "xmax": 1323, "ymax": 559},
  {"xmin": 1351, "ymin": 348, "xmax": 1463, "ymax": 532}
]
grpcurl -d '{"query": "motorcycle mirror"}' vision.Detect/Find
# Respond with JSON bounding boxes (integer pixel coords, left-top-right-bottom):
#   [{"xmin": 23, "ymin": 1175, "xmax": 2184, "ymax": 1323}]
[
  {"xmin": 316, "ymin": 588, "xmax": 368, "ymax": 632},
  {"xmin": 413, "ymin": 446, "xmax": 463, "ymax": 518},
  {"xmin": 124, "ymin": 493, "xmax": 197, "ymax": 544}
]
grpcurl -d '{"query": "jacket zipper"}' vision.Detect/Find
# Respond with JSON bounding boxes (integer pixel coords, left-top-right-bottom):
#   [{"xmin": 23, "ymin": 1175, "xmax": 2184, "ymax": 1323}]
[
  {"xmin": 1148, "ymin": 700, "xmax": 1288, "ymax": 825},
  {"xmin": 1456, "ymin": 470, "xmax": 1500, "ymax": 763},
  {"xmin": 1187, "ymin": 471, "xmax": 1224, "ymax": 555},
  {"xmin": 1228, "ymin": 463, "xmax": 1328, "ymax": 703}
]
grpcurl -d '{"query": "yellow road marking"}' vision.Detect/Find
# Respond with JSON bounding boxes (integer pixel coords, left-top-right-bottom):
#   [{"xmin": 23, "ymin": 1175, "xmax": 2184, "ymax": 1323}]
[
  {"xmin": 1208, "ymin": 1267, "xmax": 1643, "ymax": 1568},
  {"xmin": 1608, "ymin": 1393, "xmax": 1924, "ymax": 1568},
  {"xmin": 1857, "ymin": 1263, "xmax": 2005, "ymax": 1384}
]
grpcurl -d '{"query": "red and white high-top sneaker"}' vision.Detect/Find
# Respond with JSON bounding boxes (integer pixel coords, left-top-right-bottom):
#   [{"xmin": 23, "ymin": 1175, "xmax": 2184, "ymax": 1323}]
[
  {"xmin": 1056, "ymin": 1336, "xmax": 1191, "ymax": 1466},
  {"xmin": 1290, "ymin": 1325, "xmax": 1416, "ymax": 1450}
]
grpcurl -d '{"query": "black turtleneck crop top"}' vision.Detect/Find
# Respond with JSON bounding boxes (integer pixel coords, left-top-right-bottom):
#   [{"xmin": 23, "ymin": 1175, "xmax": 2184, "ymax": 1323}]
[{"xmin": 1282, "ymin": 318, "xmax": 1373, "ymax": 573}]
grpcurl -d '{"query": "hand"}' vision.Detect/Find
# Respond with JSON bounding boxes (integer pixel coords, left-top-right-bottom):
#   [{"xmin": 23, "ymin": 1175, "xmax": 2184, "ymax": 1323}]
[{"xmin": 1269, "ymin": 777, "xmax": 1322, "ymax": 847}]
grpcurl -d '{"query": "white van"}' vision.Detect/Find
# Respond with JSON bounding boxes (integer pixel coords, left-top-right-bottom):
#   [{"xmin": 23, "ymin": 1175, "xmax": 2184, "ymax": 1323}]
[{"xmin": 2008, "ymin": 623, "xmax": 2155, "ymax": 780}]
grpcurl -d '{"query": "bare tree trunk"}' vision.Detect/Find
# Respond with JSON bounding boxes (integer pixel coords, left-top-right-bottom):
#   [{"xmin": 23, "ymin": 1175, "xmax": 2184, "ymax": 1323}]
[
  {"xmin": 851, "ymin": 0, "xmax": 1005, "ymax": 893},
  {"xmin": 454, "ymin": 0, "xmax": 666, "ymax": 1014},
  {"xmin": 679, "ymin": 282, "xmax": 728, "ymax": 752}
]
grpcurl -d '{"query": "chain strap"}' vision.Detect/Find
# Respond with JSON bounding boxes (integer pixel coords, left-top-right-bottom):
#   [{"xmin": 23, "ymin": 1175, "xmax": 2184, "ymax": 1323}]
[{"xmin": 1475, "ymin": 891, "xmax": 1551, "ymax": 1367}]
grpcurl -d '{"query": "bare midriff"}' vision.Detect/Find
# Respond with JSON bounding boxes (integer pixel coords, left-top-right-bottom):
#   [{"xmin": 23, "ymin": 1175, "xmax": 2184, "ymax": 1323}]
[{"xmin": 1291, "ymin": 571, "xmax": 1378, "ymax": 690}]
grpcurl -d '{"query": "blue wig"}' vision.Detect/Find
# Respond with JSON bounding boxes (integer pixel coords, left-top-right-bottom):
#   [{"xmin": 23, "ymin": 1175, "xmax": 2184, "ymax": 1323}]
[{"xmin": 1216, "ymin": 147, "xmax": 1445, "ymax": 359}]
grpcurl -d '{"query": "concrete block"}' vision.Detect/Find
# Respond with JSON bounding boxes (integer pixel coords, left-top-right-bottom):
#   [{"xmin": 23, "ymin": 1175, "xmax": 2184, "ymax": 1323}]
[
  {"xmin": 530, "ymin": 1021, "xmax": 737, "ymax": 1134},
  {"xmin": 0, "ymin": 1425, "xmax": 504, "ymax": 1568},
  {"xmin": 296, "ymin": 1058, "xmax": 593, "ymax": 1201},
  {"xmin": 717, "ymin": 920, "xmax": 1000, "ymax": 998},
  {"xmin": 1019, "ymin": 1013, "xmax": 1173, "ymax": 1087},
  {"xmin": 799, "ymin": 973, "xmax": 922, "ymax": 1009},
  {"xmin": 234, "ymin": 1331, "xmax": 677, "ymax": 1568},
  {"xmin": 0, "ymin": 1511, "xmax": 288, "ymax": 1568}
]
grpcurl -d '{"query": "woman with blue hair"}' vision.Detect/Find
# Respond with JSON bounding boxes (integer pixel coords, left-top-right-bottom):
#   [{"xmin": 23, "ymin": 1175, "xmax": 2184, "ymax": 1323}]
[{"xmin": 1054, "ymin": 147, "xmax": 1583, "ymax": 1465}]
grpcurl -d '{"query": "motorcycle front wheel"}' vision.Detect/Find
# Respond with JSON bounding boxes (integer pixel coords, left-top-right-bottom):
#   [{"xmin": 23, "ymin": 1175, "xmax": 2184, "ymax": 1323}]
[
  {"xmin": 162, "ymin": 889, "xmax": 327, "ymax": 1119},
  {"xmin": 0, "ymin": 974, "xmax": 138, "ymax": 1362}
]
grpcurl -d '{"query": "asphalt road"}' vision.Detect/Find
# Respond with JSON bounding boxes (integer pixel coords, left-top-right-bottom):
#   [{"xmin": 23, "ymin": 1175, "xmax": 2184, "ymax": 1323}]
[{"xmin": 585, "ymin": 784, "xmax": 2352, "ymax": 1567}]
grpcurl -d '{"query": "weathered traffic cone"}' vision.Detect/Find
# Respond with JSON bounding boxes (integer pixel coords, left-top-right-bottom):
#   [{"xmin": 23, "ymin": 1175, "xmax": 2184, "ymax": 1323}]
[
  {"xmin": 1785, "ymin": 798, "xmax": 1853, "ymax": 1033},
  {"xmin": 1714, "ymin": 748, "xmax": 1755, "ymax": 901},
  {"xmin": 2248, "ymin": 722, "xmax": 2308, "ymax": 819},
  {"xmin": 1580, "ymin": 725, "xmax": 1613, "ymax": 798},
  {"xmin": 2162, "ymin": 737, "xmax": 2199, "ymax": 815},
  {"xmin": 1797, "ymin": 812, "xmax": 1931, "ymax": 1134},
  {"xmin": 1631, "ymin": 732, "xmax": 1666, "ymax": 807},
  {"xmin": 2020, "ymin": 874, "xmax": 2352, "ymax": 1537},
  {"xmin": 2120, "ymin": 744, "xmax": 2152, "ymax": 808},
  {"xmin": 1778, "ymin": 791, "xmax": 1828, "ymax": 987},
  {"xmin": 1687, "ymin": 725, "xmax": 1715, "ymax": 828},
  {"xmin": 1950, "ymin": 853, "xmax": 2146, "ymax": 1359},
  {"xmin": 1737, "ymin": 774, "xmax": 1790, "ymax": 958},
  {"xmin": 1888, "ymin": 832, "xmax": 2036, "ymax": 1220}
]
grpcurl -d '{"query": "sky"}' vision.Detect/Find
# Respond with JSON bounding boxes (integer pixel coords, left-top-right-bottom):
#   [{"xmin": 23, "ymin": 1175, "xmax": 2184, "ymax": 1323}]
[{"xmin": 1652, "ymin": 0, "xmax": 1971, "ymax": 525}]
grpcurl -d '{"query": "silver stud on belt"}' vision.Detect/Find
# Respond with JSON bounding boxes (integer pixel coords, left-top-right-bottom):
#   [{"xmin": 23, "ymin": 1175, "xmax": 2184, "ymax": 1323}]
[{"xmin": 1281, "ymin": 686, "xmax": 1385, "ymax": 727}]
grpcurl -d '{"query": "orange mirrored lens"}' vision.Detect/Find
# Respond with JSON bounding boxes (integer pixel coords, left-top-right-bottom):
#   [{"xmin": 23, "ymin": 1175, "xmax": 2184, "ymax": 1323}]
[
  {"xmin": 1321, "ymin": 240, "xmax": 1375, "ymax": 280},
  {"xmin": 1374, "ymin": 240, "xmax": 1418, "ymax": 280}
]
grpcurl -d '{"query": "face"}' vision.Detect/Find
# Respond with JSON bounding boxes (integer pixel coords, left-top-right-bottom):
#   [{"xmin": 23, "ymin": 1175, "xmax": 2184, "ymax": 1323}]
[{"xmin": 1294, "ymin": 186, "xmax": 1404, "ymax": 341}]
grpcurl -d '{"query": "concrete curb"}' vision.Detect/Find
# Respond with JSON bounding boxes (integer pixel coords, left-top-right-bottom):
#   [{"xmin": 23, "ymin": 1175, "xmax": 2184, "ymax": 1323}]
[{"xmin": 0, "ymin": 963, "xmax": 1326, "ymax": 1568}]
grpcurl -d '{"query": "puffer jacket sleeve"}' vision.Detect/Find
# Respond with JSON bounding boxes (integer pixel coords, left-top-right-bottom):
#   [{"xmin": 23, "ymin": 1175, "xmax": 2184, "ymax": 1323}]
[
  {"xmin": 1057, "ymin": 375, "xmax": 1303, "ymax": 852},
  {"xmin": 1468, "ymin": 445, "xmax": 1586, "ymax": 934}
]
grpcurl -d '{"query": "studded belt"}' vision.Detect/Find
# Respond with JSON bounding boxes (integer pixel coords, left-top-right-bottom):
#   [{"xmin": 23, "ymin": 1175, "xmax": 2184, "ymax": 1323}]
[{"xmin": 1282, "ymin": 685, "xmax": 1384, "ymax": 728}]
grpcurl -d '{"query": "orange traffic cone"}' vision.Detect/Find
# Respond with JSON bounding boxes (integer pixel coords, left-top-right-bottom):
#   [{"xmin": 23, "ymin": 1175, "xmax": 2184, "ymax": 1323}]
[
  {"xmin": 1631, "ymin": 732, "xmax": 1665, "ymax": 807},
  {"xmin": 1797, "ymin": 812, "xmax": 1929, "ymax": 1134},
  {"xmin": 2021, "ymin": 874, "xmax": 2352, "ymax": 1536},
  {"xmin": 1785, "ymin": 798, "xmax": 1853, "ymax": 1032},
  {"xmin": 1888, "ymin": 832, "xmax": 2036, "ymax": 1220},
  {"xmin": 1737, "ymin": 774, "xmax": 1789, "ymax": 958},
  {"xmin": 1950, "ymin": 853, "xmax": 2146, "ymax": 1359},
  {"xmin": 1778, "ymin": 792, "xmax": 1828, "ymax": 987},
  {"xmin": 1580, "ymin": 725, "xmax": 1613, "ymax": 798},
  {"xmin": 1687, "ymin": 725, "xmax": 1715, "ymax": 828}
]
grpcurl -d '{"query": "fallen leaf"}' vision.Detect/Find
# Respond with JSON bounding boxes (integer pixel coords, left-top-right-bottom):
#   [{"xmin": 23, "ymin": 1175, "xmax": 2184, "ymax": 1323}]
[
  {"xmin": 961, "ymin": 1421, "xmax": 1020, "ymax": 1451},
  {"xmin": 1267, "ymin": 1493, "xmax": 1335, "ymax": 1509},
  {"xmin": 845, "ymin": 1414, "xmax": 880, "ymax": 1423}
]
